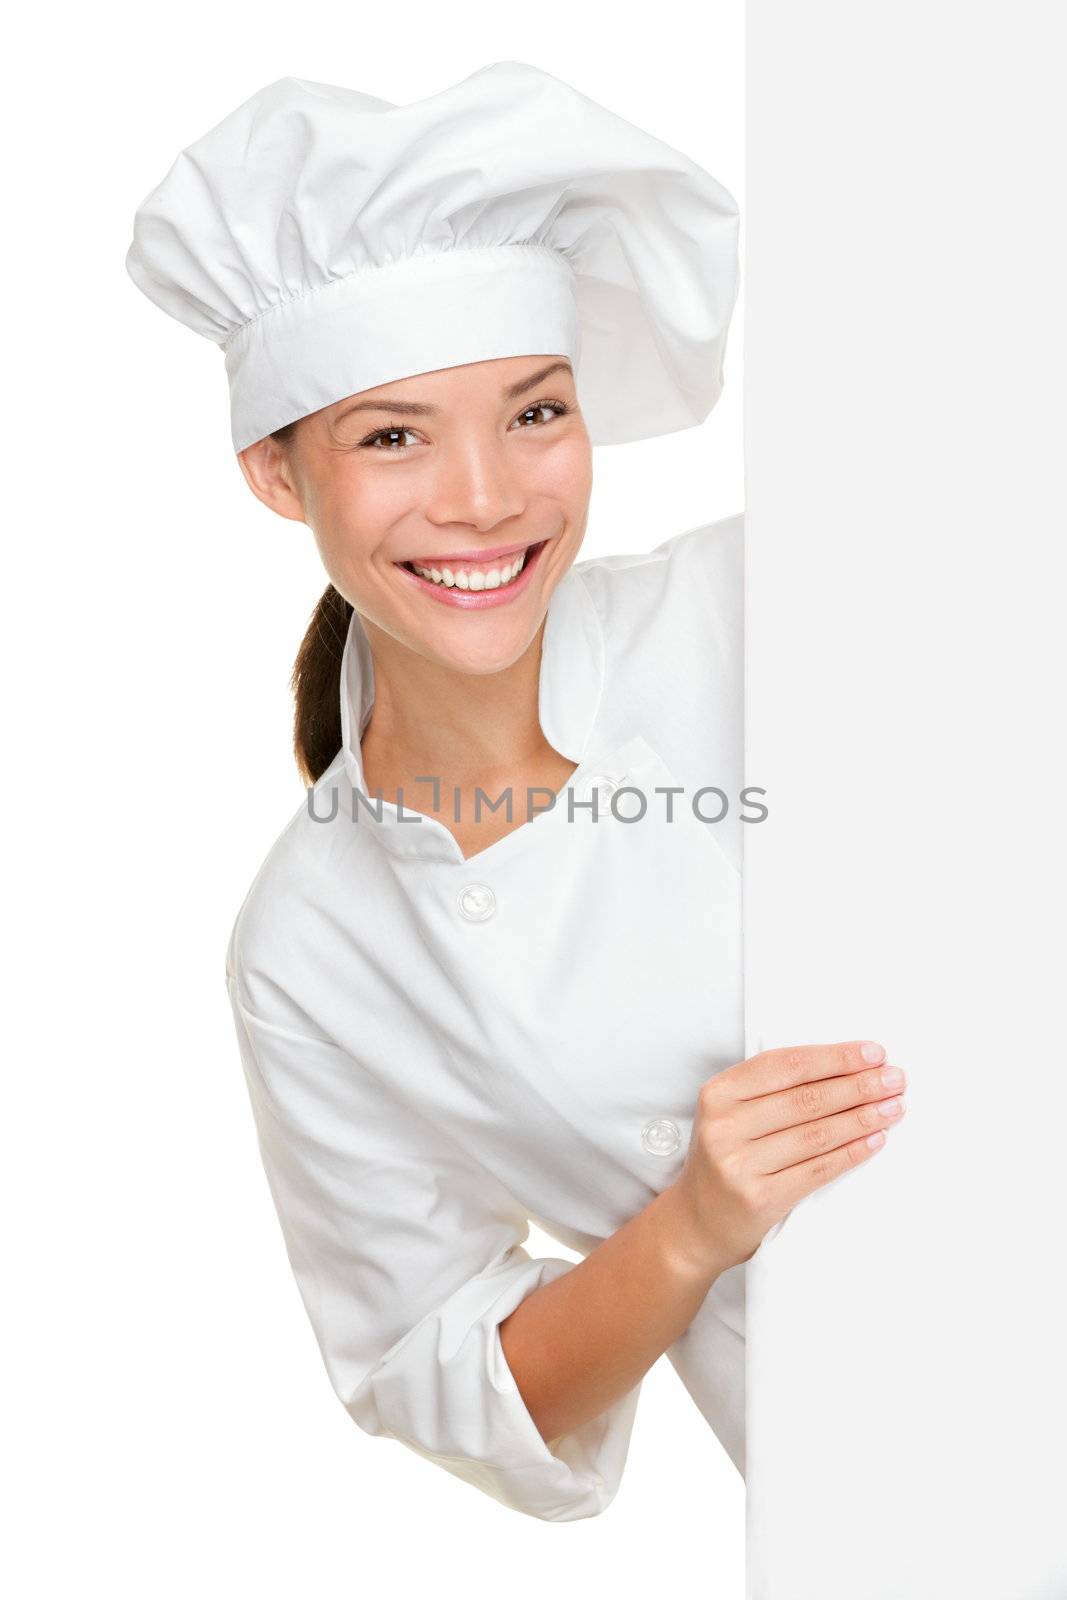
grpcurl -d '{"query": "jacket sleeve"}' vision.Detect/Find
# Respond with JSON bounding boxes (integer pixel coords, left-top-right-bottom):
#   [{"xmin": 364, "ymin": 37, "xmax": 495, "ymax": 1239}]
[{"xmin": 226, "ymin": 979, "xmax": 643, "ymax": 1521}]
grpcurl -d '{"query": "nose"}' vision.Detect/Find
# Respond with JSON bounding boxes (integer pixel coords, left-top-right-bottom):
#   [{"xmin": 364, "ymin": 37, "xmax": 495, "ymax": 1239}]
[{"xmin": 423, "ymin": 433, "xmax": 526, "ymax": 532}]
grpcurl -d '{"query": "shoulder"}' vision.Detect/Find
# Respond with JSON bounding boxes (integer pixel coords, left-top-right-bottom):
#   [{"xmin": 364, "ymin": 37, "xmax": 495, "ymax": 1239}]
[
  {"xmin": 224, "ymin": 749, "xmax": 362, "ymax": 1034},
  {"xmin": 572, "ymin": 511, "xmax": 742, "ymax": 594},
  {"xmin": 573, "ymin": 511, "xmax": 742, "ymax": 660},
  {"xmin": 562, "ymin": 514, "xmax": 743, "ymax": 834},
  {"xmin": 571, "ymin": 511, "xmax": 742, "ymax": 699}
]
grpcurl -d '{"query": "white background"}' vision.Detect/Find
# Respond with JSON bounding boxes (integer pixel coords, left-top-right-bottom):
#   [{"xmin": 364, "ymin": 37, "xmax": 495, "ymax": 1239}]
[
  {"xmin": 3, "ymin": 5, "xmax": 745, "ymax": 1597},
  {"xmin": 744, "ymin": 4, "xmax": 1065, "ymax": 1596}
]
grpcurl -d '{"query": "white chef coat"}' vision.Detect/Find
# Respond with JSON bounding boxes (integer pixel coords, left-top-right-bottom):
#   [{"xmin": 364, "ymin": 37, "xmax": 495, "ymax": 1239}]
[{"xmin": 225, "ymin": 512, "xmax": 747, "ymax": 1523}]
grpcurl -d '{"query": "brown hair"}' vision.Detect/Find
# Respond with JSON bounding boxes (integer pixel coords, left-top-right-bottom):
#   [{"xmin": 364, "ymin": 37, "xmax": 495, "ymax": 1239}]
[{"xmin": 271, "ymin": 419, "xmax": 354, "ymax": 788}]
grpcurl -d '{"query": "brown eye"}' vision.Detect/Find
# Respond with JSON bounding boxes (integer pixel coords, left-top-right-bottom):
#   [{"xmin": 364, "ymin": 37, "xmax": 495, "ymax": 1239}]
[
  {"xmin": 360, "ymin": 425, "xmax": 419, "ymax": 451},
  {"xmin": 509, "ymin": 400, "xmax": 570, "ymax": 430}
]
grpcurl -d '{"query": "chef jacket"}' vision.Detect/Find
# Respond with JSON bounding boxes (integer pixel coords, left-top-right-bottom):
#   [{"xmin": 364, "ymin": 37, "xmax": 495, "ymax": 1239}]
[{"xmin": 225, "ymin": 512, "xmax": 747, "ymax": 1523}]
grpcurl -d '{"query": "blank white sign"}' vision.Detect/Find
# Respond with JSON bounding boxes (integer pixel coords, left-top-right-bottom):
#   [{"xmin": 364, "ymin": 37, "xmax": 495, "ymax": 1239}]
[{"xmin": 743, "ymin": 5, "xmax": 1067, "ymax": 1596}]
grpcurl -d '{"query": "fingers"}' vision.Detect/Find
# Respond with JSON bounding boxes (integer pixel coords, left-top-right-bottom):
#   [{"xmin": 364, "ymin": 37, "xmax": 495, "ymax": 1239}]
[
  {"xmin": 751, "ymin": 1092, "xmax": 907, "ymax": 1175},
  {"xmin": 762, "ymin": 1122, "xmax": 894, "ymax": 1214},
  {"xmin": 738, "ymin": 1056, "xmax": 908, "ymax": 1141},
  {"xmin": 717, "ymin": 1040, "xmax": 890, "ymax": 1104},
  {"xmin": 697, "ymin": 1039, "xmax": 909, "ymax": 1231}
]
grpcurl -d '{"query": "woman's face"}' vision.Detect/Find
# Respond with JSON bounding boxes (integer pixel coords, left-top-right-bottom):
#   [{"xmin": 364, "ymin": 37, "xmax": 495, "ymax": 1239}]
[{"xmin": 238, "ymin": 353, "xmax": 593, "ymax": 678}]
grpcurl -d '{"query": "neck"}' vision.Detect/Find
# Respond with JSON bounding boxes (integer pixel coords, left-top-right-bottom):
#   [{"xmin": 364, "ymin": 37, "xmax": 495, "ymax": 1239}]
[{"xmin": 358, "ymin": 614, "xmax": 554, "ymax": 791}]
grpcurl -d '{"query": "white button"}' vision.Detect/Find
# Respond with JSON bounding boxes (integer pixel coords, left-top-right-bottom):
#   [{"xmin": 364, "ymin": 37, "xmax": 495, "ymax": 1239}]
[
  {"xmin": 580, "ymin": 773, "xmax": 620, "ymax": 802},
  {"xmin": 641, "ymin": 1117, "xmax": 682, "ymax": 1156},
  {"xmin": 457, "ymin": 883, "xmax": 496, "ymax": 921}
]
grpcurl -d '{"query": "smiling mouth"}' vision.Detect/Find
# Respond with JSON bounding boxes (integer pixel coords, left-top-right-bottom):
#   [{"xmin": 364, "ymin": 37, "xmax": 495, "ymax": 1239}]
[{"xmin": 396, "ymin": 539, "xmax": 548, "ymax": 591}]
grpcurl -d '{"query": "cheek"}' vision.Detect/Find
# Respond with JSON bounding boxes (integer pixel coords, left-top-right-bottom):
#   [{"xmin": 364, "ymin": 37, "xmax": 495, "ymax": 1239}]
[
  {"xmin": 311, "ymin": 465, "xmax": 411, "ymax": 569},
  {"xmin": 533, "ymin": 434, "xmax": 593, "ymax": 507},
  {"xmin": 329, "ymin": 459, "xmax": 414, "ymax": 521}
]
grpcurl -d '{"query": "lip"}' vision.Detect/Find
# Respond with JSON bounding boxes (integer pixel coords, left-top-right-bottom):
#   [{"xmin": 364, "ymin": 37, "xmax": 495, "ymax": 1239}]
[
  {"xmin": 394, "ymin": 539, "xmax": 549, "ymax": 609},
  {"xmin": 403, "ymin": 537, "xmax": 534, "ymax": 567}
]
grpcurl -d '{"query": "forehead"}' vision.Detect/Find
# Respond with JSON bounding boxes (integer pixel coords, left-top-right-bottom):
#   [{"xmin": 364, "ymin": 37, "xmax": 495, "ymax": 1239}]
[{"xmin": 329, "ymin": 357, "xmax": 575, "ymax": 421}]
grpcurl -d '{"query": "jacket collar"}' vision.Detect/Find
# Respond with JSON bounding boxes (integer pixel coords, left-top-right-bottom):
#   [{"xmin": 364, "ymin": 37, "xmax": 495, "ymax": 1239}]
[{"xmin": 338, "ymin": 565, "xmax": 605, "ymax": 862}]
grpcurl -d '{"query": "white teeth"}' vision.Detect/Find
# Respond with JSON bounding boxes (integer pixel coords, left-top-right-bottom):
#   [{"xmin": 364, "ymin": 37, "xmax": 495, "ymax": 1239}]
[{"xmin": 410, "ymin": 549, "xmax": 529, "ymax": 589}]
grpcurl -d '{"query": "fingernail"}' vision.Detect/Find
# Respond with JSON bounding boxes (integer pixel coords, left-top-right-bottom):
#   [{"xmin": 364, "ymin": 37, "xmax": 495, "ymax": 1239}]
[
  {"xmin": 881, "ymin": 1066, "xmax": 905, "ymax": 1088},
  {"xmin": 861, "ymin": 1041, "xmax": 886, "ymax": 1064}
]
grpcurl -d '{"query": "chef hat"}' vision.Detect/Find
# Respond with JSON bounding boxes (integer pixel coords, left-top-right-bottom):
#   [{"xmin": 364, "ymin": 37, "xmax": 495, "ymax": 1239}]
[{"xmin": 125, "ymin": 62, "xmax": 740, "ymax": 454}]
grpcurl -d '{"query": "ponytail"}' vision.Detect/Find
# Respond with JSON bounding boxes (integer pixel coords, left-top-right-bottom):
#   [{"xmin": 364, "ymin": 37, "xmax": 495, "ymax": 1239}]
[
  {"xmin": 291, "ymin": 582, "xmax": 354, "ymax": 788},
  {"xmin": 271, "ymin": 420, "xmax": 354, "ymax": 787}
]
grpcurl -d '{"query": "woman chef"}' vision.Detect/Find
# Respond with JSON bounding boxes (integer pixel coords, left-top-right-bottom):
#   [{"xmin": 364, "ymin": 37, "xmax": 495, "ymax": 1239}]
[{"xmin": 125, "ymin": 63, "xmax": 907, "ymax": 1523}]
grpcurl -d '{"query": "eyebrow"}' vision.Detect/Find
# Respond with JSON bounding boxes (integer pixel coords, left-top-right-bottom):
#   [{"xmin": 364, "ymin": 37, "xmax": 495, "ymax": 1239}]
[{"xmin": 331, "ymin": 360, "xmax": 574, "ymax": 422}]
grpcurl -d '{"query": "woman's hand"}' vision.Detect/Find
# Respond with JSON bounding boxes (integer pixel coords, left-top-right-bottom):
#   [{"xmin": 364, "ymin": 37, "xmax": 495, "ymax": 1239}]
[{"xmin": 669, "ymin": 1040, "xmax": 907, "ymax": 1273}]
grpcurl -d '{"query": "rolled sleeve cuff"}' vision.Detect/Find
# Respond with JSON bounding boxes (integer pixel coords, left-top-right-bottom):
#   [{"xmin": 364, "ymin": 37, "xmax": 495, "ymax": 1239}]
[{"xmin": 344, "ymin": 1249, "xmax": 642, "ymax": 1522}]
